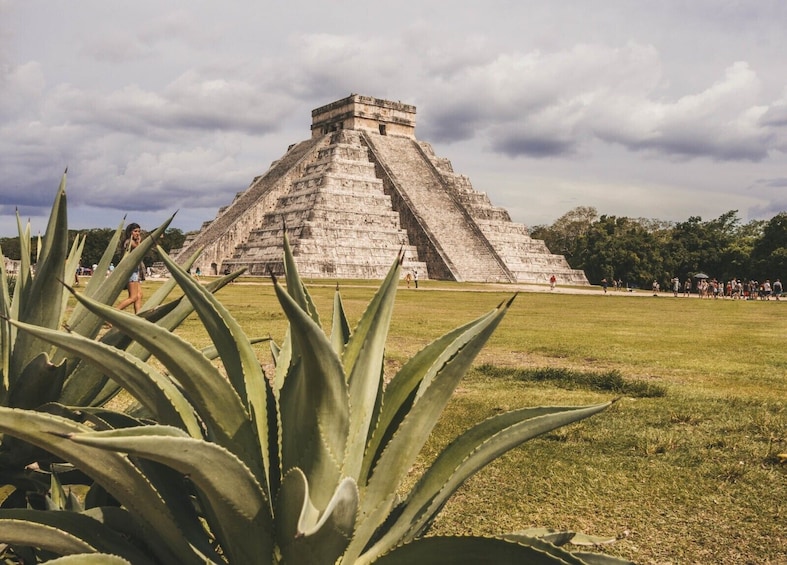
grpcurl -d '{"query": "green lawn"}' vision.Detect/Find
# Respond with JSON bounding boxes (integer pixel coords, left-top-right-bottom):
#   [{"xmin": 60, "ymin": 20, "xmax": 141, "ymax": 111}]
[{"xmin": 133, "ymin": 277, "xmax": 787, "ymax": 564}]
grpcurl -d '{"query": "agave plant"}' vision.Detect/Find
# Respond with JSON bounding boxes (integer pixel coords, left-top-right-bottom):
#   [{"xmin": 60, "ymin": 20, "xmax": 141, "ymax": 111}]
[
  {"xmin": 0, "ymin": 172, "xmax": 242, "ymax": 501},
  {"xmin": 0, "ymin": 235, "xmax": 629, "ymax": 564}
]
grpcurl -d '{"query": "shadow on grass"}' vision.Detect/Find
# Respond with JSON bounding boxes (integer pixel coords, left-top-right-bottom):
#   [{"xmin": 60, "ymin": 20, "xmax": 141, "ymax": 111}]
[{"xmin": 472, "ymin": 363, "xmax": 666, "ymax": 398}]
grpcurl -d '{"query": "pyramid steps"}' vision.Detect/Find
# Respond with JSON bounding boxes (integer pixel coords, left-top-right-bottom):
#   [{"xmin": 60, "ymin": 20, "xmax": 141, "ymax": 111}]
[
  {"xmin": 176, "ymin": 94, "xmax": 588, "ymax": 285},
  {"xmin": 363, "ymin": 133, "xmax": 513, "ymax": 283},
  {"xmin": 223, "ymin": 130, "xmax": 427, "ymax": 279}
]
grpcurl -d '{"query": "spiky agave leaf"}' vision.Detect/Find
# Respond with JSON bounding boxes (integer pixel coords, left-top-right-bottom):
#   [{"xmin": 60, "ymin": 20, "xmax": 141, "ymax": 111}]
[
  {"xmin": 10, "ymin": 318, "xmax": 202, "ymax": 436},
  {"xmin": 6, "ymin": 352, "xmax": 67, "ymax": 409},
  {"xmin": 60, "ymin": 233, "xmax": 85, "ymax": 331},
  {"xmin": 81, "ymin": 218, "xmax": 125, "ymax": 297},
  {"xmin": 330, "ymin": 285, "xmax": 351, "ymax": 356},
  {"xmin": 359, "ymin": 313, "xmax": 494, "ymax": 483},
  {"xmin": 60, "ymin": 265, "xmax": 241, "ymax": 408},
  {"xmin": 67, "ymin": 426, "xmax": 273, "ymax": 564},
  {"xmin": 44, "ymin": 555, "xmax": 133, "ymax": 565},
  {"xmin": 0, "ymin": 243, "xmax": 12, "ymax": 400},
  {"xmin": 9, "ymin": 172, "xmax": 69, "ymax": 382},
  {"xmin": 362, "ymin": 403, "xmax": 613, "ymax": 561},
  {"xmin": 282, "ymin": 229, "xmax": 321, "ymax": 327},
  {"xmin": 341, "ymin": 250, "xmax": 402, "ymax": 480},
  {"xmin": 0, "ymin": 407, "xmax": 209, "ymax": 565},
  {"xmin": 503, "ymin": 531, "xmax": 635, "ymax": 565},
  {"xmin": 276, "ymin": 467, "xmax": 358, "ymax": 565},
  {"xmin": 155, "ymin": 246, "xmax": 274, "ymax": 500},
  {"xmin": 345, "ymin": 298, "xmax": 512, "ymax": 563},
  {"xmin": 274, "ymin": 275, "xmax": 349, "ymax": 511},
  {"xmin": 62, "ymin": 213, "xmax": 175, "ymax": 341},
  {"xmin": 59, "ymin": 297, "xmax": 187, "ymax": 408},
  {"xmin": 60, "ymin": 285, "xmax": 265, "ymax": 483},
  {"xmin": 370, "ymin": 536, "xmax": 585, "ymax": 564},
  {"xmin": 0, "ymin": 509, "xmax": 155, "ymax": 564}
]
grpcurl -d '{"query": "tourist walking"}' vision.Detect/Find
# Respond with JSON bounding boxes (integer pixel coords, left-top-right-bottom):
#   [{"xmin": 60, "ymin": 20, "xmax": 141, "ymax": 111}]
[{"xmin": 117, "ymin": 223, "xmax": 144, "ymax": 314}]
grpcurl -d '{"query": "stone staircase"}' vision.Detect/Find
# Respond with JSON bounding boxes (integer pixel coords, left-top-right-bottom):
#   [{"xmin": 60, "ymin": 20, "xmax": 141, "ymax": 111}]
[
  {"xmin": 223, "ymin": 130, "xmax": 427, "ymax": 279},
  {"xmin": 363, "ymin": 133, "xmax": 513, "ymax": 283},
  {"xmin": 171, "ymin": 136, "xmax": 327, "ymax": 274},
  {"xmin": 417, "ymin": 142, "xmax": 589, "ymax": 285}
]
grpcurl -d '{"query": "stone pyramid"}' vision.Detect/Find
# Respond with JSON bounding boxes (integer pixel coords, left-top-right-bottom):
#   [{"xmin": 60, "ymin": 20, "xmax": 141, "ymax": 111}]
[{"xmin": 173, "ymin": 95, "xmax": 588, "ymax": 285}]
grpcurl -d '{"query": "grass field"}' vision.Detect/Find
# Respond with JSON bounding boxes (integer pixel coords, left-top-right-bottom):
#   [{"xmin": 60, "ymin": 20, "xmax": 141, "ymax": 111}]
[{"xmin": 126, "ymin": 277, "xmax": 787, "ymax": 564}]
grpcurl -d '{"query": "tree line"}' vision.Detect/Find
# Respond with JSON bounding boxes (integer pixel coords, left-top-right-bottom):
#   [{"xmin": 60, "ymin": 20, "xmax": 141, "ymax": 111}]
[
  {"xmin": 530, "ymin": 207, "xmax": 787, "ymax": 288},
  {"xmin": 4, "ymin": 209, "xmax": 785, "ymax": 290},
  {"xmin": 0, "ymin": 227, "xmax": 187, "ymax": 270}
]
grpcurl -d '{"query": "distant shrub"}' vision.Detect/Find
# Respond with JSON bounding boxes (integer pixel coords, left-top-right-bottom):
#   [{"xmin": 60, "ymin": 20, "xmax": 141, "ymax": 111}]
[{"xmin": 474, "ymin": 363, "xmax": 666, "ymax": 398}]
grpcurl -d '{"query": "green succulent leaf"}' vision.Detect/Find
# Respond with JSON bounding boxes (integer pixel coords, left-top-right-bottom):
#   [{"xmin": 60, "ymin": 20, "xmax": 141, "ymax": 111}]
[
  {"xmin": 505, "ymin": 530, "xmax": 634, "ymax": 564},
  {"xmin": 64, "ymin": 214, "xmax": 174, "ymax": 341},
  {"xmin": 374, "ymin": 403, "xmax": 613, "ymax": 555},
  {"xmin": 156, "ymin": 246, "xmax": 273, "ymax": 499},
  {"xmin": 275, "ymin": 276, "xmax": 349, "ymax": 511},
  {"xmin": 0, "ymin": 243, "xmax": 12, "ymax": 399},
  {"xmin": 510, "ymin": 528, "xmax": 617, "ymax": 547},
  {"xmin": 10, "ymin": 318, "xmax": 202, "ymax": 436},
  {"xmin": 272, "ymin": 329, "xmax": 292, "ymax": 394},
  {"xmin": 147, "ymin": 248, "xmax": 264, "ymax": 402},
  {"xmin": 361, "ymin": 311, "xmax": 500, "ymax": 483},
  {"xmin": 342, "ymin": 251, "xmax": 402, "ymax": 480},
  {"xmin": 348, "ymin": 298, "xmax": 514, "ymax": 562},
  {"xmin": 370, "ymin": 535, "xmax": 581, "ymax": 564},
  {"xmin": 81, "ymin": 218, "xmax": 124, "ymax": 298},
  {"xmin": 11, "ymin": 211, "xmax": 31, "ymax": 324},
  {"xmin": 282, "ymin": 230, "xmax": 321, "ymax": 327},
  {"xmin": 331, "ymin": 286, "xmax": 351, "ymax": 356},
  {"xmin": 276, "ymin": 467, "xmax": 358, "ymax": 565},
  {"xmin": 63, "ymin": 269, "xmax": 243, "ymax": 409},
  {"xmin": 49, "ymin": 471, "xmax": 68, "ymax": 511},
  {"xmin": 0, "ymin": 509, "xmax": 154, "ymax": 565},
  {"xmin": 60, "ymin": 286, "xmax": 264, "ymax": 482},
  {"xmin": 7, "ymin": 352, "xmax": 67, "ymax": 409},
  {"xmin": 60, "ymin": 296, "xmax": 186, "ymax": 408},
  {"xmin": 0, "ymin": 519, "xmax": 96, "ymax": 557},
  {"xmin": 10, "ymin": 173, "xmax": 69, "ymax": 382},
  {"xmin": 81, "ymin": 506, "xmax": 177, "ymax": 558},
  {"xmin": 0, "ymin": 408, "xmax": 203, "ymax": 565},
  {"xmin": 61, "ymin": 233, "xmax": 85, "ymax": 331},
  {"xmin": 68, "ymin": 426, "xmax": 273, "ymax": 564},
  {"xmin": 139, "ymin": 244, "xmax": 203, "ymax": 311},
  {"xmin": 44, "ymin": 554, "xmax": 133, "ymax": 565}
]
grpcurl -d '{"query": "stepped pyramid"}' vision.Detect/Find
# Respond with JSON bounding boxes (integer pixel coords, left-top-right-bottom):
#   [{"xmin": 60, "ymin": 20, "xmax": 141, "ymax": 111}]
[{"xmin": 173, "ymin": 94, "xmax": 588, "ymax": 285}]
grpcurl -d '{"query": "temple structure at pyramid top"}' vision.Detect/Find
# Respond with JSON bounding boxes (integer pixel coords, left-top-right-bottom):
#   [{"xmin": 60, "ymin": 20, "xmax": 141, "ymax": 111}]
[
  {"xmin": 172, "ymin": 94, "xmax": 588, "ymax": 285},
  {"xmin": 311, "ymin": 95, "xmax": 417, "ymax": 139}
]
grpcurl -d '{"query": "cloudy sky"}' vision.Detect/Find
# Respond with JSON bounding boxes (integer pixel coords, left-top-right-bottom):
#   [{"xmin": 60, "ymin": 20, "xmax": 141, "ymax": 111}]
[{"xmin": 2, "ymin": 1, "xmax": 786, "ymax": 238}]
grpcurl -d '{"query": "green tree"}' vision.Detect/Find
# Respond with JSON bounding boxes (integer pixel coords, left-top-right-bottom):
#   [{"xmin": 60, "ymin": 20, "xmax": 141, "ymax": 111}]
[
  {"xmin": 666, "ymin": 211, "xmax": 744, "ymax": 282},
  {"xmin": 69, "ymin": 228, "xmax": 116, "ymax": 269},
  {"xmin": 576, "ymin": 215, "xmax": 665, "ymax": 287},
  {"xmin": 0, "ymin": 237, "xmax": 21, "ymax": 261},
  {"xmin": 531, "ymin": 206, "xmax": 598, "ymax": 264},
  {"xmin": 751, "ymin": 212, "xmax": 787, "ymax": 278}
]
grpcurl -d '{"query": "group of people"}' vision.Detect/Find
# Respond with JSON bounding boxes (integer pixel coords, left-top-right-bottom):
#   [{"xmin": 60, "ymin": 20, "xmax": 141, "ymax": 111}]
[{"xmin": 681, "ymin": 277, "xmax": 783, "ymax": 300}]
